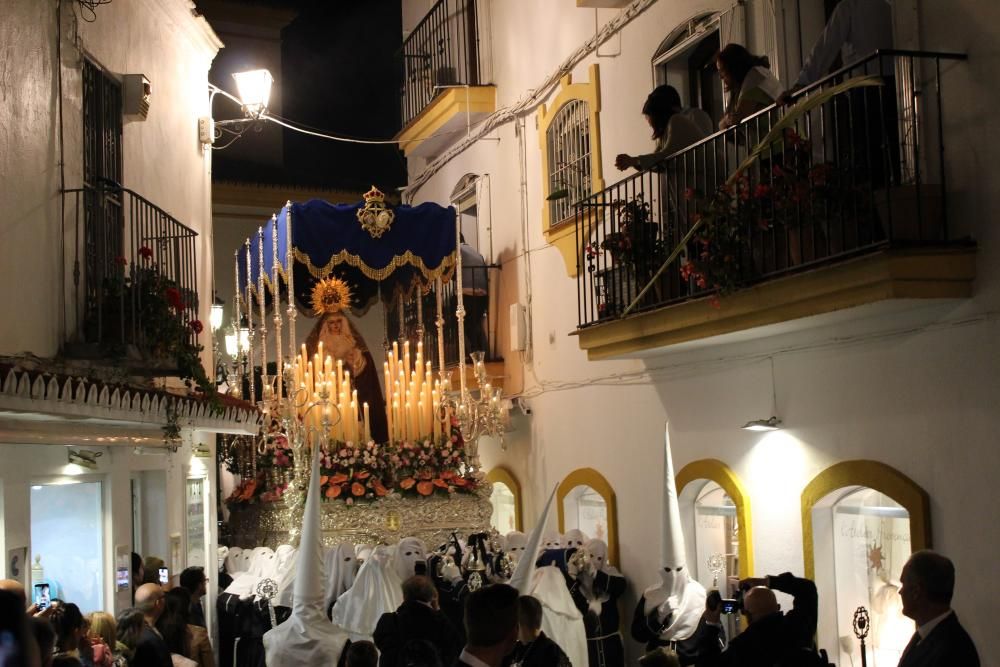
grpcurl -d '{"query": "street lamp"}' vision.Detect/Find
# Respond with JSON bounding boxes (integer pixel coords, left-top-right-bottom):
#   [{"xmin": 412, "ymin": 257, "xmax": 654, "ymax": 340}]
[{"xmin": 232, "ymin": 69, "xmax": 273, "ymax": 119}]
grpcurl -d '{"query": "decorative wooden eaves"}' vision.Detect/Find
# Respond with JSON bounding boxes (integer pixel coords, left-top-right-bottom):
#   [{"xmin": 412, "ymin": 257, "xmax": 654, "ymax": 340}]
[{"xmin": 0, "ymin": 367, "xmax": 261, "ymax": 437}]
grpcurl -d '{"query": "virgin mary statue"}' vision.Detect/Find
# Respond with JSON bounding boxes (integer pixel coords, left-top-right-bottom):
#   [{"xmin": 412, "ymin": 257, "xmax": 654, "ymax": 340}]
[{"xmin": 304, "ymin": 278, "xmax": 389, "ymax": 444}]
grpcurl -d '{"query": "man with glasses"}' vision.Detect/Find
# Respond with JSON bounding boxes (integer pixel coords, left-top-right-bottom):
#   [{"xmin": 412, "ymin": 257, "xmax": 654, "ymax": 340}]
[{"xmin": 133, "ymin": 582, "xmax": 171, "ymax": 667}]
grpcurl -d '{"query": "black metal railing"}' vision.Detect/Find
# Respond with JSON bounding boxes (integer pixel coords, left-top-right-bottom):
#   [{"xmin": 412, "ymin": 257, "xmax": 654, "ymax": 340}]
[
  {"xmin": 576, "ymin": 50, "xmax": 967, "ymax": 327},
  {"xmin": 387, "ymin": 264, "xmax": 501, "ymax": 367},
  {"xmin": 399, "ymin": 0, "xmax": 482, "ymax": 128},
  {"xmin": 63, "ymin": 181, "xmax": 200, "ymax": 357}
]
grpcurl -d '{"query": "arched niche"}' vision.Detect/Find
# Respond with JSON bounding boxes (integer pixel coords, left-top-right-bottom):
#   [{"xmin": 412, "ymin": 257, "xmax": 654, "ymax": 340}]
[
  {"xmin": 675, "ymin": 459, "xmax": 754, "ymax": 584},
  {"xmin": 557, "ymin": 468, "xmax": 618, "ymax": 567},
  {"xmin": 802, "ymin": 461, "xmax": 931, "ymax": 665},
  {"xmin": 486, "ymin": 467, "xmax": 522, "ymax": 533}
]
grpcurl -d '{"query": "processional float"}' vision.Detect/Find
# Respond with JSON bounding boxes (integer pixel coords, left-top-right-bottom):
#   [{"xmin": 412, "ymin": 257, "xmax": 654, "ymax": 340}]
[{"xmin": 224, "ymin": 188, "xmax": 504, "ymax": 547}]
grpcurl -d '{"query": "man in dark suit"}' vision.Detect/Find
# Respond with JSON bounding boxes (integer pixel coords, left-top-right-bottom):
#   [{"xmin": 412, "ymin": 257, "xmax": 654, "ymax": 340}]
[
  {"xmin": 373, "ymin": 575, "xmax": 462, "ymax": 667},
  {"xmin": 133, "ymin": 582, "xmax": 171, "ymax": 667},
  {"xmin": 700, "ymin": 573, "xmax": 819, "ymax": 667},
  {"xmin": 455, "ymin": 583, "xmax": 519, "ymax": 667},
  {"xmin": 898, "ymin": 550, "xmax": 980, "ymax": 667}
]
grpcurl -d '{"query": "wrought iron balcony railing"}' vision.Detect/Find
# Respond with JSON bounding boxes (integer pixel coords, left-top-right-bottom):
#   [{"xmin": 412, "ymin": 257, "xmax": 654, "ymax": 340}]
[
  {"xmin": 63, "ymin": 181, "xmax": 200, "ymax": 363},
  {"xmin": 575, "ymin": 50, "xmax": 968, "ymax": 328},
  {"xmin": 399, "ymin": 0, "xmax": 483, "ymax": 128},
  {"xmin": 387, "ymin": 264, "xmax": 500, "ymax": 367}
]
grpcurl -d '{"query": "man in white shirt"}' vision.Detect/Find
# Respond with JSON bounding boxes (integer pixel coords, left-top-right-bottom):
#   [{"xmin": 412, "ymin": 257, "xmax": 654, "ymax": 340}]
[
  {"xmin": 779, "ymin": 0, "xmax": 894, "ymax": 103},
  {"xmin": 897, "ymin": 550, "xmax": 979, "ymax": 667}
]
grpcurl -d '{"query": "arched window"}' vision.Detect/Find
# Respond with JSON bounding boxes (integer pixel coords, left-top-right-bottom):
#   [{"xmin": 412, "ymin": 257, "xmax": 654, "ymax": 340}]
[
  {"xmin": 802, "ymin": 461, "xmax": 930, "ymax": 666},
  {"xmin": 486, "ymin": 467, "xmax": 522, "ymax": 532},
  {"xmin": 537, "ymin": 64, "xmax": 605, "ymax": 277},
  {"xmin": 557, "ymin": 467, "xmax": 618, "ymax": 567},
  {"xmin": 675, "ymin": 459, "xmax": 754, "ymax": 584}
]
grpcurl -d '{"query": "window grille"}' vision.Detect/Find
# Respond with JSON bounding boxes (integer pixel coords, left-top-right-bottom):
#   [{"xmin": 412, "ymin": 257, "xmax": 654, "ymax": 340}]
[{"xmin": 546, "ymin": 99, "xmax": 592, "ymax": 226}]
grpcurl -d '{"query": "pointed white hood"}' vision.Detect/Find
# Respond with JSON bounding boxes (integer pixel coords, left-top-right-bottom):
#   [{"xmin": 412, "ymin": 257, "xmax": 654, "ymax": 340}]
[
  {"xmin": 642, "ymin": 421, "xmax": 705, "ymax": 640},
  {"xmin": 510, "ymin": 485, "xmax": 557, "ymax": 594},
  {"xmin": 528, "ymin": 566, "xmax": 587, "ymax": 667},
  {"xmin": 263, "ymin": 446, "xmax": 349, "ymax": 666}
]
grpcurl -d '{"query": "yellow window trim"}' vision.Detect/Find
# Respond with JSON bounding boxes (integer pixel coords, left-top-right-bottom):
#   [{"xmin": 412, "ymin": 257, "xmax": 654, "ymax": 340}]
[
  {"xmin": 675, "ymin": 459, "xmax": 755, "ymax": 579},
  {"xmin": 486, "ymin": 466, "xmax": 523, "ymax": 532},
  {"xmin": 538, "ymin": 63, "xmax": 605, "ymax": 277},
  {"xmin": 801, "ymin": 460, "xmax": 931, "ymax": 579},
  {"xmin": 556, "ymin": 466, "xmax": 619, "ymax": 567}
]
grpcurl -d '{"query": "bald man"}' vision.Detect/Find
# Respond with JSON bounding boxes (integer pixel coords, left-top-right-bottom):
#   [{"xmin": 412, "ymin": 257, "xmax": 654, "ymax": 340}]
[
  {"xmin": 701, "ymin": 573, "xmax": 818, "ymax": 667},
  {"xmin": 133, "ymin": 583, "xmax": 171, "ymax": 667},
  {"xmin": 0, "ymin": 579, "xmax": 26, "ymax": 605}
]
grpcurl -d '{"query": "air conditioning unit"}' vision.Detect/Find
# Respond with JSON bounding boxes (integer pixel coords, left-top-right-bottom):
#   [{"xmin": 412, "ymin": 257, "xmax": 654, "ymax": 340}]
[{"xmin": 123, "ymin": 74, "xmax": 151, "ymax": 120}]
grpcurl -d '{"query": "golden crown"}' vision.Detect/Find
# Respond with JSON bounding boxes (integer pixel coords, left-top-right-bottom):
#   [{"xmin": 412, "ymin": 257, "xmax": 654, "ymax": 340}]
[
  {"xmin": 362, "ymin": 185, "xmax": 386, "ymax": 205},
  {"xmin": 310, "ymin": 277, "xmax": 353, "ymax": 316}
]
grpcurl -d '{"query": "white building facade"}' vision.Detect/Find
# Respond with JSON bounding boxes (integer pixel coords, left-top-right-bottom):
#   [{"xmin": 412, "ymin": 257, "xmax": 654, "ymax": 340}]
[{"xmin": 399, "ymin": 0, "xmax": 999, "ymax": 664}]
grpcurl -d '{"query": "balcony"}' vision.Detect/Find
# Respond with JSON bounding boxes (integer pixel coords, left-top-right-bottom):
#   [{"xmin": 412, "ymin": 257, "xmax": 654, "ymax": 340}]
[
  {"xmin": 573, "ymin": 51, "xmax": 974, "ymax": 360},
  {"xmin": 62, "ymin": 182, "xmax": 201, "ymax": 375},
  {"xmin": 395, "ymin": 0, "xmax": 495, "ymax": 160},
  {"xmin": 386, "ymin": 264, "xmax": 504, "ymax": 388}
]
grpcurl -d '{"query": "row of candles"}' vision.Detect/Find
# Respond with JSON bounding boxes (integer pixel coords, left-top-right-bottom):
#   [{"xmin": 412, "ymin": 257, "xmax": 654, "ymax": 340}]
[{"xmin": 288, "ymin": 339, "xmax": 451, "ymax": 445}]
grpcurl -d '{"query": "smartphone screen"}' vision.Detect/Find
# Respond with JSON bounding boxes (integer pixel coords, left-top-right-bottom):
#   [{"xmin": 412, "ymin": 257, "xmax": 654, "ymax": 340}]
[
  {"xmin": 33, "ymin": 583, "xmax": 50, "ymax": 610},
  {"xmin": 158, "ymin": 568, "xmax": 169, "ymax": 585}
]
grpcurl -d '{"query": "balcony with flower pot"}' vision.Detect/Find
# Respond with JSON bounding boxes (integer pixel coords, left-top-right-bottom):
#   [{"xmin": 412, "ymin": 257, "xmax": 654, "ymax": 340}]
[{"xmin": 573, "ymin": 51, "xmax": 974, "ymax": 360}]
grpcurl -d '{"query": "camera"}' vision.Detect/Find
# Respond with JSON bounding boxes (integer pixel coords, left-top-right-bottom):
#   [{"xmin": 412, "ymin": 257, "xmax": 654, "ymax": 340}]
[
  {"xmin": 158, "ymin": 567, "xmax": 169, "ymax": 585},
  {"xmin": 720, "ymin": 598, "xmax": 742, "ymax": 614},
  {"xmin": 708, "ymin": 588, "xmax": 742, "ymax": 614}
]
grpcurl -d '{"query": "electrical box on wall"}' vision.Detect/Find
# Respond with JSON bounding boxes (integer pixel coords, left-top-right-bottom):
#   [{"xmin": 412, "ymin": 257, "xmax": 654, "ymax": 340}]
[
  {"xmin": 198, "ymin": 117, "xmax": 215, "ymax": 146},
  {"xmin": 123, "ymin": 74, "xmax": 151, "ymax": 120},
  {"xmin": 509, "ymin": 303, "xmax": 527, "ymax": 351}
]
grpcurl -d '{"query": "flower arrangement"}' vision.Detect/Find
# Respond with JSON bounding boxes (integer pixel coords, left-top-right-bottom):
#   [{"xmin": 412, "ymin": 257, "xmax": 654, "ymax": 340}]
[
  {"xmin": 679, "ymin": 130, "xmax": 862, "ymax": 305},
  {"xmin": 227, "ymin": 416, "xmax": 478, "ymax": 508},
  {"xmin": 101, "ymin": 246, "xmax": 214, "ymax": 396},
  {"xmin": 585, "ymin": 195, "xmax": 665, "ymax": 277}
]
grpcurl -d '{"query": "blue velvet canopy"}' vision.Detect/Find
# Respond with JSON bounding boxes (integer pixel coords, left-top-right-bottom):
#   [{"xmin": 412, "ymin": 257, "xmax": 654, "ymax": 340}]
[{"xmin": 237, "ymin": 198, "xmax": 457, "ymax": 311}]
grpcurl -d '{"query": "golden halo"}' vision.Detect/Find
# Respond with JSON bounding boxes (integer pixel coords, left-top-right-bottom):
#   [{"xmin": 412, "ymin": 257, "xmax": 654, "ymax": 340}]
[{"xmin": 310, "ymin": 277, "xmax": 353, "ymax": 316}]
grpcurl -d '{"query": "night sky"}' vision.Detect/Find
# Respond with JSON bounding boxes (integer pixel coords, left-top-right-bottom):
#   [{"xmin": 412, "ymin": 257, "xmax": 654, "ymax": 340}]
[{"xmin": 208, "ymin": 0, "xmax": 407, "ymax": 193}]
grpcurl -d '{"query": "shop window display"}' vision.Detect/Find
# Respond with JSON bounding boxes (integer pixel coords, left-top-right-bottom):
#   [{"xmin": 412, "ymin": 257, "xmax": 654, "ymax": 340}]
[
  {"xmin": 30, "ymin": 481, "xmax": 104, "ymax": 613},
  {"xmin": 489, "ymin": 481, "xmax": 517, "ymax": 533},
  {"xmin": 561, "ymin": 485, "xmax": 609, "ymax": 542},
  {"xmin": 814, "ymin": 486, "xmax": 912, "ymax": 666}
]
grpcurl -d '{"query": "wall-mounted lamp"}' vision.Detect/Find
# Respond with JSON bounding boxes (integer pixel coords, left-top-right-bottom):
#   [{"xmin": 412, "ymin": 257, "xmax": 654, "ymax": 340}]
[
  {"xmin": 210, "ymin": 295, "xmax": 225, "ymax": 333},
  {"xmin": 67, "ymin": 448, "xmax": 102, "ymax": 470},
  {"xmin": 232, "ymin": 69, "xmax": 273, "ymax": 119},
  {"xmin": 742, "ymin": 357, "xmax": 782, "ymax": 432},
  {"xmin": 202, "ymin": 68, "xmax": 275, "ymax": 148},
  {"xmin": 224, "ymin": 332, "xmax": 239, "ymax": 358}
]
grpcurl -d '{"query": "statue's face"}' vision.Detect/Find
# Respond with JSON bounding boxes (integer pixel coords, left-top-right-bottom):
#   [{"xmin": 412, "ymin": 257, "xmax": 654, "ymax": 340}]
[
  {"xmin": 563, "ymin": 529, "xmax": 587, "ymax": 549},
  {"xmin": 324, "ymin": 314, "xmax": 346, "ymax": 337},
  {"xmin": 586, "ymin": 539, "xmax": 608, "ymax": 569}
]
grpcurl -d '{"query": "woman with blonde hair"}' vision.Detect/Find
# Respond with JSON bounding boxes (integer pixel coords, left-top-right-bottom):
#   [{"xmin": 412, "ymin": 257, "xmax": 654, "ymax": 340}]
[{"xmin": 86, "ymin": 612, "xmax": 128, "ymax": 667}]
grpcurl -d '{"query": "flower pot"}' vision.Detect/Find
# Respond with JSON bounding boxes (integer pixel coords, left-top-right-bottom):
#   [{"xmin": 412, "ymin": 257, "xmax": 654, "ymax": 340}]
[{"xmin": 595, "ymin": 266, "xmax": 639, "ymax": 317}]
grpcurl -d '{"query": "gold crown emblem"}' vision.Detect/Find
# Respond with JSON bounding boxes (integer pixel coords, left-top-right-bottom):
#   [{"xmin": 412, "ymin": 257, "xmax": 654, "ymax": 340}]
[
  {"xmin": 362, "ymin": 186, "xmax": 386, "ymax": 205},
  {"xmin": 310, "ymin": 277, "xmax": 353, "ymax": 316}
]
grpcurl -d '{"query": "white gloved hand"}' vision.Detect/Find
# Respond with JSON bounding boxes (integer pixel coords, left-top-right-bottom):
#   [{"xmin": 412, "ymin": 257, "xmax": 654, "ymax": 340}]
[{"xmin": 656, "ymin": 595, "xmax": 680, "ymax": 623}]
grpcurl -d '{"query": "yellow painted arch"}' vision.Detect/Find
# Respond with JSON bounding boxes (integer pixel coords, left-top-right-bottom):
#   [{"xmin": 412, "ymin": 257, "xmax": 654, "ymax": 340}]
[
  {"xmin": 486, "ymin": 466, "xmax": 523, "ymax": 532},
  {"xmin": 801, "ymin": 460, "xmax": 931, "ymax": 579},
  {"xmin": 557, "ymin": 467, "xmax": 619, "ymax": 568},
  {"xmin": 675, "ymin": 459, "xmax": 755, "ymax": 578}
]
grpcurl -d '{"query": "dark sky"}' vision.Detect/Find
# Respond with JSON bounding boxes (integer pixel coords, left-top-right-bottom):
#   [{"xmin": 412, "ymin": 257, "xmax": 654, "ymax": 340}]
[{"xmin": 210, "ymin": 0, "xmax": 407, "ymax": 193}]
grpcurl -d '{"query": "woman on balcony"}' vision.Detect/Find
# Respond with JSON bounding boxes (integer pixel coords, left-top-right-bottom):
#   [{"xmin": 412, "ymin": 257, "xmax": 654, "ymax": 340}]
[
  {"xmin": 716, "ymin": 44, "xmax": 782, "ymax": 130},
  {"xmin": 614, "ymin": 85, "xmax": 713, "ymax": 173}
]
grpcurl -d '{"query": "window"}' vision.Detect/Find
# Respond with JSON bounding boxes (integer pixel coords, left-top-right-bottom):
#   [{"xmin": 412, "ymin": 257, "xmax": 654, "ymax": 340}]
[
  {"xmin": 803, "ymin": 461, "xmax": 931, "ymax": 666},
  {"xmin": 653, "ymin": 14, "xmax": 724, "ymax": 125},
  {"xmin": 83, "ymin": 58, "xmax": 123, "ymax": 189},
  {"xmin": 557, "ymin": 467, "xmax": 618, "ymax": 566},
  {"xmin": 486, "ymin": 467, "xmax": 522, "ymax": 532},
  {"xmin": 537, "ymin": 64, "xmax": 604, "ymax": 277},
  {"xmin": 546, "ymin": 99, "xmax": 592, "ymax": 226}
]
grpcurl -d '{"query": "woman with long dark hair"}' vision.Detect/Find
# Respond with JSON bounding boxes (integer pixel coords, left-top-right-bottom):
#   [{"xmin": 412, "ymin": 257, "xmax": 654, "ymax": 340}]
[
  {"xmin": 615, "ymin": 85, "xmax": 713, "ymax": 172},
  {"xmin": 50, "ymin": 603, "xmax": 92, "ymax": 665},
  {"xmin": 715, "ymin": 43, "xmax": 782, "ymax": 130}
]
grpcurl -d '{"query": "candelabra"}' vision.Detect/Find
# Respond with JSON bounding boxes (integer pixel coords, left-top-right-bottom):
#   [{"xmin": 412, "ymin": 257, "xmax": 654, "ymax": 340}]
[{"xmin": 453, "ymin": 351, "xmax": 506, "ymax": 453}]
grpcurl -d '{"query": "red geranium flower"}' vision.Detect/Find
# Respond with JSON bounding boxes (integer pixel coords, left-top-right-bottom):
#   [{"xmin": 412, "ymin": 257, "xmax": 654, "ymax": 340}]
[
  {"xmin": 138, "ymin": 246, "xmax": 153, "ymax": 261},
  {"xmin": 164, "ymin": 287, "xmax": 184, "ymax": 310},
  {"xmin": 189, "ymin": 320, "xmax": 203, "ymax": 334}
]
